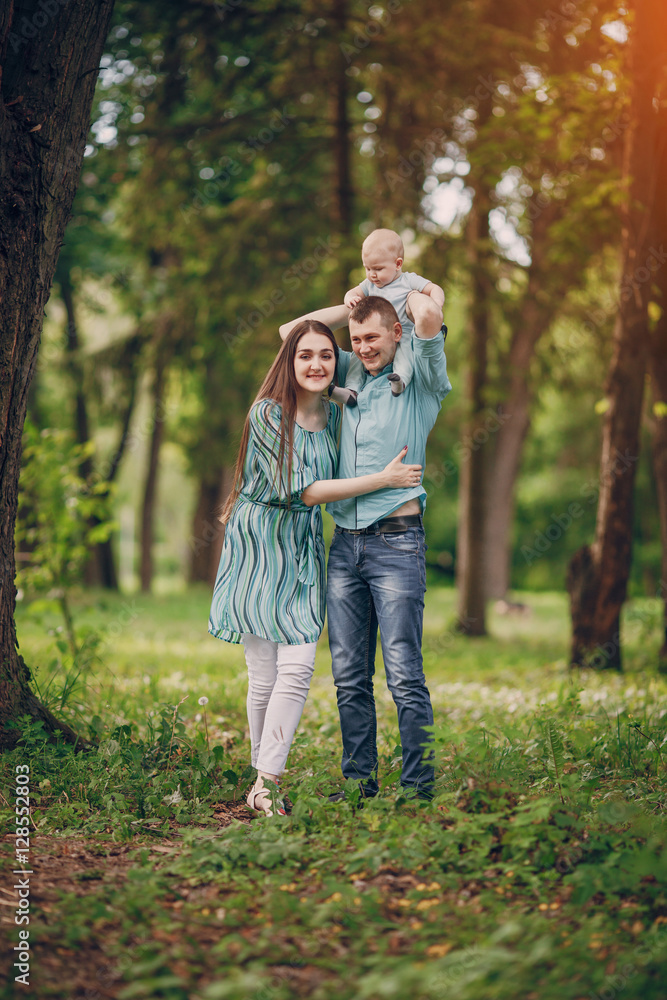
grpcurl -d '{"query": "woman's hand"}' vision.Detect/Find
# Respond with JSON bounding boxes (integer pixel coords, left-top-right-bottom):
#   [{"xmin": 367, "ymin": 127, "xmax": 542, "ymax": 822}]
[{"xmin": 381, "ymin": 447, "xmax": 422, "ymax": 489}]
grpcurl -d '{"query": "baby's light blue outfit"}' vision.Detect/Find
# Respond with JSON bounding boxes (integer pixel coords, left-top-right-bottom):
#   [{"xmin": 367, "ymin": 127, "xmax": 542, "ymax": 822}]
[{"xmin": 345, "ymin": 271, "xmax": 430, "ymax": 392}]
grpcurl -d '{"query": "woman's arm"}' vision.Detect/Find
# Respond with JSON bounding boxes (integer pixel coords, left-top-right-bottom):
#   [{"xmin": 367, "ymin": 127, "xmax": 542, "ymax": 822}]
[
  {"xmin": 279, "ymin": 303, "xmax": 351, "ymax": 340},
  {"xmin": 301, "ymin": 448, "xmax": 421, "ymax": 506}
]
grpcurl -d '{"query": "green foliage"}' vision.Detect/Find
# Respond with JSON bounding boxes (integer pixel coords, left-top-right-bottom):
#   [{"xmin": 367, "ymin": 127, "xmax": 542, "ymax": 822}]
[
  {"xmin": 17, "ymin": 422, "xmax": 115, "ymax": 597},
  {"xmin": 16, "ymin": 422, "xmax": 116, "ymax": 659},
  {"xmin": 4, "ymin": 588, "xmax": 667, "ymax": 999}
]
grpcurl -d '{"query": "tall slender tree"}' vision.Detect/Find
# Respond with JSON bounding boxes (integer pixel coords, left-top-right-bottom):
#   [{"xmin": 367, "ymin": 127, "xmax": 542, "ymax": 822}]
[{"xmin": 567, "ymin": 0, "xmax": 667, "ymax": 669}]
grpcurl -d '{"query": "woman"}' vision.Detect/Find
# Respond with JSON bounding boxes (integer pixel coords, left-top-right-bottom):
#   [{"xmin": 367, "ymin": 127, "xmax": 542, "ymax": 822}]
[{"xmin": 209, "ymin": 320, "xmax": 422, "ymax": 816}]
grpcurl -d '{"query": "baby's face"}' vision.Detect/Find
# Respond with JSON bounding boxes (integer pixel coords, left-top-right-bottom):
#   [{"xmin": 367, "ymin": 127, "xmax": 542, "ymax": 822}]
[{"xmin": 361, "ymin": 246, "xmax": 402, "ymax": 288}]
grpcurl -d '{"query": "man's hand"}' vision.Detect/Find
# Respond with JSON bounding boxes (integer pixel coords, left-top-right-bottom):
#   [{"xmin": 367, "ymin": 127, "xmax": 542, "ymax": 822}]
[
  {"xmin": 406, "ymin": 291, "xmax": 443, "ymax": 339},
  {"xmin": 421, "ymin": 281, "xmax": 445, "ymax": 310}
]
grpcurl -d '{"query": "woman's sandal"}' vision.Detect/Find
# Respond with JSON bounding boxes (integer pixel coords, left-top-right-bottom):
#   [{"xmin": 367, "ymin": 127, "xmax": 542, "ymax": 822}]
[{"xmin": 246, "ymin": 781, "xmax": 287, "ymax": 818}]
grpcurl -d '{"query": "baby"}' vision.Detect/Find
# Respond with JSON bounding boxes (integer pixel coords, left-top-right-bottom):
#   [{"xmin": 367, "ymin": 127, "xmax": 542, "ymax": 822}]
[{"xmin": 330, "ymin": 228, "xmax": 445, "ymax": 406}]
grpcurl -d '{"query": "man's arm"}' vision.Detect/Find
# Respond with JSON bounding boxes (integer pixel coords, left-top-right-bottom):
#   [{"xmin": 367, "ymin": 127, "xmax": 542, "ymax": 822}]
[
  {"xmin": 278, "ymin": 303, "xmax": 351, "ymax": 341},
  {"xmin": 420, "ymin": 281, "xmax": 445, "ymax": 310},
  {"xmin": 406, "ymin": 291, "xmax": 443, "ymax": 339}
]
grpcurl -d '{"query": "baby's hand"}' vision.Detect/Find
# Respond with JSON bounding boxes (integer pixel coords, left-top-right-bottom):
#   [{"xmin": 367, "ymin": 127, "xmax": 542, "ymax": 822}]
[{"xmin": 344, "ymin": 290, "xmax": 363, "ymax": 309}]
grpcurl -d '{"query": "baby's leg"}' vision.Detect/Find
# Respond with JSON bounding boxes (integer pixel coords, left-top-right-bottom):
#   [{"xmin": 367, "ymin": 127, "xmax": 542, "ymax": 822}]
[
  {"xmin": 387, "ymin": 339, "xmax": 414, "ymax": 396},
  {"xmin": 329, "ymin": 353, "xmax": 363, "ymax": 407}
]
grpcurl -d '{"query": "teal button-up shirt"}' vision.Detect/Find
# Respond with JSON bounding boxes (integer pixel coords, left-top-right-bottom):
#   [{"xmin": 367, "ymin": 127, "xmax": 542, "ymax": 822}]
[{"xmin": 326, "ymin": 328, "xmax": 452, "ymax": 529}]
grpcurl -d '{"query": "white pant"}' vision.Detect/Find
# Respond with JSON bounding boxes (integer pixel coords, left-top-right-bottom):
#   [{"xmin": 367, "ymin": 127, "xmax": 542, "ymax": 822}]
[{"xmin": 242, "ymin": 633, "xmax": 317, "ymax": 775}]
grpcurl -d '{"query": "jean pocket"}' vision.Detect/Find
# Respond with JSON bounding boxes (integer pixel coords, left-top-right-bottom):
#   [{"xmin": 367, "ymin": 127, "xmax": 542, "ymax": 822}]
[{"xmin": 380, "ymin": 529, "xmax": 420, "ymax": 554}]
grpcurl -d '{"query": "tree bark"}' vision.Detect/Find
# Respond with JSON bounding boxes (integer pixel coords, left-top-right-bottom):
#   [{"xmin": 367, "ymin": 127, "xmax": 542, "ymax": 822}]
[
  {"xmin": 61, "ymin": 266, "xmax": 119, "ymax": 589},
  {"xmin": 648, "ymin": 107, "xmax": 667, "ymax": 672},
  {"xmin": 60, "ymin": 267, "xmax": 92, "ymax": 475},
  {"xmin": 649, "ymin": 315, "xmax": 667, "ymax": 671},
  {"xmin": 140, "ymin": 343, "xmax": 169, "ymax": 593},
  {"xmin": 456, "ymin": 194, "xmax": 492, "ymax": 635},
  {"xmin": 188, "ymin": 466, "xmax": 233, "ymax": 587},
  {"xmin": 0, "ymin": 0, "xmax": 115, "ymax": 749},
  {"xmin": 332, "ymin": 0, "xmax": 356, "ymax": 297},
  {"xmin": 567, "ymin": 0, "xmax": 667, "ymax": 670},
  {"xmin": 482, "ymin": 206, "xmax": 556, "ymax": 600}
]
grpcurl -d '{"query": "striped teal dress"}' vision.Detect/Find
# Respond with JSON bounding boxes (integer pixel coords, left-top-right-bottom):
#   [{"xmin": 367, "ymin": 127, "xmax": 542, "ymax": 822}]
[{"xmin": 209, "ymin": 398, "xmax": 341, "ymax": 645}]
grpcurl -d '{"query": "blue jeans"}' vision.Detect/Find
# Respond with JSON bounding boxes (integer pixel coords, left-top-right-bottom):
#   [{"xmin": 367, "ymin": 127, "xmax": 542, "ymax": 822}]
[{"xmin": 326, "ymin": 525, "xmax": 434, "ymax": 797}]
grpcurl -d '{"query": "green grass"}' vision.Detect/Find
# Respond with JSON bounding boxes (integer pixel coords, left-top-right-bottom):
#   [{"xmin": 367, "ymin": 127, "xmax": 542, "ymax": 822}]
[{"xmin": 1, "ymin": 585, "xmax": 666, "ymax": 1000}]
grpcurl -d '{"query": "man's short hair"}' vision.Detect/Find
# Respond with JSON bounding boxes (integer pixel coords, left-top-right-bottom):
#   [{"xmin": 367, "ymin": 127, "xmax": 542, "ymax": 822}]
[{"xmin": 349, "ymin": 295, "xmax": 400, "ymax": 329}]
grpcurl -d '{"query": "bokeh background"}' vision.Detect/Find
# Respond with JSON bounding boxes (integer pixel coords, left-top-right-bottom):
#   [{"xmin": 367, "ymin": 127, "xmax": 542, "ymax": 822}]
[{"xmin": 15, "ymin": 0, "xmax": 665, "ymax": 644}]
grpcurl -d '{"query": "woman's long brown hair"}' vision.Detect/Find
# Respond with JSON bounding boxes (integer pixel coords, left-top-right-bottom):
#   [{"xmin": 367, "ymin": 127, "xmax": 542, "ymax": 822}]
[{"xmin": 219, "ymin": 321, "xmax": 339, "ymax": 524}]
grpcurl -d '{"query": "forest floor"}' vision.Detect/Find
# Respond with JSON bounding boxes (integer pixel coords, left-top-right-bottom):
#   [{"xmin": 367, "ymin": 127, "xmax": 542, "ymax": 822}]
[{"xmin": 1, "ymin": 585, "xmax": 667, "ymax": 1000}]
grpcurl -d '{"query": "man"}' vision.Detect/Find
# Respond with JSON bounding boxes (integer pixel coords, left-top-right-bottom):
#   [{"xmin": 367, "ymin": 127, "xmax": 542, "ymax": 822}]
[{"xmin": 279, "ymin": 291, "xmax": 451, "ymax": 800}]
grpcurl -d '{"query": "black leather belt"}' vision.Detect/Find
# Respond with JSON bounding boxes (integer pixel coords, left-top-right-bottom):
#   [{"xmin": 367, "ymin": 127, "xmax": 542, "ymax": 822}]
[{"xmin": 340, "ymin": 514, "xmax": 423, "ymax": 535}]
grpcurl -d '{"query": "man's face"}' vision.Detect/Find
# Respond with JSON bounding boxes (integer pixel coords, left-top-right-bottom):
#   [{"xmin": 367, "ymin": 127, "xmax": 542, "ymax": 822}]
[{"xmin": 349, "ymin": 313, "xmax": 402, "ymax": 376}]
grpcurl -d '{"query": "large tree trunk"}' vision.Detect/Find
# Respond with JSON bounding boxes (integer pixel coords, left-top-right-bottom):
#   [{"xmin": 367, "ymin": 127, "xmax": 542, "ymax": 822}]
[
  {"xmin": 0, "ymin": 0, "xmax": 115, "ymax": 749},
  {"xmin": 648, "ymin": 109, "xmax": 667, "ymax": 672},
  {"xmin": 456, "ymin": 195, "xmax": 492, "ymax": 635},
  {"xmin": 649, "ymin": 317, "xmax": 667, "ymax": 672},
  {"xmin": 567, "ymin": 0, "xmax": 666, "ymax": 670},
  {"xmin": 188, "ymin": 466, "xmax": 233, "ymax": 586}
]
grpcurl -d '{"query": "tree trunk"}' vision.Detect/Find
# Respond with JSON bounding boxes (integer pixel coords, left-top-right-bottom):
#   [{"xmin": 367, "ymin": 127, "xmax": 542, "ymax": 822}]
[
  {"xmin": 140, "ymin": 349, "xmax": 168, "ymax": 593},
  {"xmin": 61, "ymin": 266, "xmax": 119, "ymax": 589},
  {"xmin": 567, "ymin": 0, "xmax": 666, "ymax": 670},
  {"xmin": 60, "ymin": 267, "xmax": 92, "ymax": 475},
  {"xmin": 482, "ymin": 207, "xmax": 556, "ymax": 600},
  {"xmin": 649, "ymin": 321, "xmax": 667, "ymax": 671},
  {"xmin": 648, "ymin": 110, "xmax": 667, "ymax": 672},
  {"xmin": 332, "ymin": 0, "xmax": 356, "ymax": 297},
  {"xmin": 0, "ymin": 0, "xmax": 115, "ymax": 749},
  {"xmin": 456, "ymin": 195, "xmax": 492, "ymax": 635},
  {"xmin": 188, "ymin": 466, "xmax": 233, "ymax": 586},
  {"xmin": 483, "ymin": 390, "xmax": 532, "ymax": 601}
]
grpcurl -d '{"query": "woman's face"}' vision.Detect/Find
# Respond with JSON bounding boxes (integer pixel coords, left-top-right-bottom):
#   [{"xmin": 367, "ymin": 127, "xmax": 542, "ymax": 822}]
[{"xmin": 293, "ymin": 332, "xmax": 336, "ymax": 396}]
